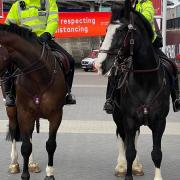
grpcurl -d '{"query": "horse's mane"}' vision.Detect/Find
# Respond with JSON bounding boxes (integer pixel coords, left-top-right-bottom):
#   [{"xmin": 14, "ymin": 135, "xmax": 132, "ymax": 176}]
[
  {"xmin": 0, "ymin": 23, "xmax": 38, "ymax": 42},
  {"xmin": 110, "ymin": 3, "xmax": 154, "ymax": 41},
  {"xmin": 133, "ymin": 10, "xmax": 154, "ymax": 41}
]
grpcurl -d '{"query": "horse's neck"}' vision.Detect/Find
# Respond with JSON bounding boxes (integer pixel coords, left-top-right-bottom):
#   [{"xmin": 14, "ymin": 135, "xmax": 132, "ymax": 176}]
[
  {"xmin": 11, "ymin": 44, "xmax": 52, "ymax": 87},
  {"xmin": 134, "ymin": 45, "xmax": 157, "ymax": 70}
]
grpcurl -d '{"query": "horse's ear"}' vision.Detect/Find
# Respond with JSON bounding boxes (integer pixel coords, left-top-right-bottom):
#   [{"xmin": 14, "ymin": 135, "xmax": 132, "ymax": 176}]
[{"xmin": 124, "ymin": 0, "xmax": 131, "ymax": 19}]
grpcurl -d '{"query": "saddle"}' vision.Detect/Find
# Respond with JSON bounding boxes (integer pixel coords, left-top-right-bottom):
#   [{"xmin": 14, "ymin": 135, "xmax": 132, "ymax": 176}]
[{"xmin": 52, "ymin": 50, "xmax": 70, "ymax": 75}]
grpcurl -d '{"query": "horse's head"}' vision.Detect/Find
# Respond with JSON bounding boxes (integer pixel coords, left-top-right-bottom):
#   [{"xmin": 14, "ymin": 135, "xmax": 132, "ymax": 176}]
[
  {"xmin": 0, "ymin": 44, "xmax": 10, "ymax": 76},
  {"xmin": 95, "ymin": 0, "xmax": 154, "ymax": 75}
]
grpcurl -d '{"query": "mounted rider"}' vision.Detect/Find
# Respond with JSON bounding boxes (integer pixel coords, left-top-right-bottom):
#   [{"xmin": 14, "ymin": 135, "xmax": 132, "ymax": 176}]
[
  {"xmin": 3, "ymin": 0, "xmax": 76, "ymax": 106},
  {"xmin": 103, "ymin": 0, "xmax": 180, "ymax": 113}
]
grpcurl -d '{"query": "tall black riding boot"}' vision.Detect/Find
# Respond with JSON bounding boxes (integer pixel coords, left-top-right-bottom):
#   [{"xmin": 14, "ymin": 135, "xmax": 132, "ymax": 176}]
[
  {"xmin": 171, "ymin": 77, "xmax": 180, "ymax": 112},
  {"xmin": 103, "ymin": 74, "xmax": 116, "ymax": 114},
  {"xmin": 65, "ymin": 68, "xmax": 76, "ymax": 105},
  {"xmin": 1, "ymin": 71, "xmax": 15, "ymax": 107}
]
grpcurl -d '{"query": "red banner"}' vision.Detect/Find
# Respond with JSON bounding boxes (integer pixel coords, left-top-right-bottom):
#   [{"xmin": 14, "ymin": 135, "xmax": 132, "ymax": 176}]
[
  {"xmin": 0, "ymin": 0, "xmax": 3, "ymax": 17},
  {"xmin": 0, "ymin": 12, "xmax": 111, "ymax": 38},
  {"xmin": 152, "ymin": 0, "xmax": 162, "ymax": 17},
  {"xmin": 56, "ymin": 12, "xmax": 111, "ymax": 38}
]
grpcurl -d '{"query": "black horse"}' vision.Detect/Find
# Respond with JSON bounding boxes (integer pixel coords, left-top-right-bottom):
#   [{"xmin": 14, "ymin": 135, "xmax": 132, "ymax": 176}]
[
  {"xmin": 0, "ymin": 23, "xmax": 67, "ymax": 180},
  {"xmin": 95, "ymin": 1, "xmax": 171, "ymax": 180}
]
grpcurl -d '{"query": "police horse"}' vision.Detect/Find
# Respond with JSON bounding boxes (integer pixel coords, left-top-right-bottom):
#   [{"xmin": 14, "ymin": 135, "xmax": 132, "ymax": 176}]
[
  {"xmin": 0, "ymin": 23, "xmax": 67, "ymax": 180},
  {"xmin": 95, "ymin": 1, "xmax": 171, "ymax": 180}
]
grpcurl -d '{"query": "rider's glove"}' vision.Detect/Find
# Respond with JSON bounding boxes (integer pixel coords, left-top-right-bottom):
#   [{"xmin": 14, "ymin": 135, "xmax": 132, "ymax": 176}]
[{"xmin": 39, "ymin": 32, "xmax": 52, "ymax": 43}]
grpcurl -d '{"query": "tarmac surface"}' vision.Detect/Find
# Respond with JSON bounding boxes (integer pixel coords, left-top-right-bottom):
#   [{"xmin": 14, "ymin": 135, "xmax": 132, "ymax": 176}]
[{"xmin": 0, "ymin": 69, "xmax": 180, "ymax": 180}]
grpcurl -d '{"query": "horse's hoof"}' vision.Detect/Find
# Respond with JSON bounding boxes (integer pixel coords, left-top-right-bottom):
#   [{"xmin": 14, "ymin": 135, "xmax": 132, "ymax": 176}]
[
  {"xmin": 115, "ymin": 165, "xmax": 126, "ymax": 177},
  {"xmin": 125, "ymin": 175, "xmax": 133, "ymax": 180},
  {"xmin": 28, "ymin": 163, "xmax": 41, "ymax": 173},
  {"xmin": 44, "ymin": 176, "xmax": 55, "ymax": 180},
  {"xmin": 8, "ymin": 163, "xmax": 20, "ymax": 174},
  {"xmin": 132, "ymin": 169, "xmax": 144, "ymax": 176},
  {"xmin": 114, "ymin": 170, "xmax": 126, "ymax": 177},
  {"xmin": 21, "ymin": 172, "xmax": 30, "ymax": 180}
]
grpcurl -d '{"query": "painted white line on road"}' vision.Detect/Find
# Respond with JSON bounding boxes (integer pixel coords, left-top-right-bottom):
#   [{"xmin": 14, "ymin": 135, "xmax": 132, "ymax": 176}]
[
  {"xmin": 0, "ymin": 120, "xmax": 180, "ymax": 135},
  {"xmin": 73, "ymin": 84, "xmax": 106, "ymax": 88}
]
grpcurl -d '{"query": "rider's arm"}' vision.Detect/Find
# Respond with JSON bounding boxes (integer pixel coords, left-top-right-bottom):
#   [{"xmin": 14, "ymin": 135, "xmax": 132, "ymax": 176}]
[
  {"xmin": 43, "ymin": 0, "xmax": 59, "ymax": 36},
  {"xmin": 140, "ymin": 0, "xmax": 155, "ymax": 23},
  {"xmin": 5, "ymin": 2, "xmax": 20, "ymax": 25}
]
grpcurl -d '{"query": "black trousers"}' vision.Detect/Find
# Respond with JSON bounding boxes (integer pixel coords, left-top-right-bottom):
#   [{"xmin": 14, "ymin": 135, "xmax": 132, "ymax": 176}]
[{"xmin": 47, "ymin": 40, "xmax": 75, "ymax": 92}]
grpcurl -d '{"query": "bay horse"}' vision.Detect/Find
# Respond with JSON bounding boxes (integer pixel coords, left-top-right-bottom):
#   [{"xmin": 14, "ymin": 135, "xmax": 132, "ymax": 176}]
[
  {"xmin": 95, "ymin": 1, "xmax": 171, "ymax": 180},
  {"xmin": 0, "ymin": 23, "xmax": 66, "ymax": 180}
]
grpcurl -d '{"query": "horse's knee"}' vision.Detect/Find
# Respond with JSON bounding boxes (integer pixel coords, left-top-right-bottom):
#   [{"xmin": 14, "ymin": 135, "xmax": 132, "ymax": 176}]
[
  {"xmin": 151, "ymin": 147, "xmax": 162, "ymax": 168},
  {"xmin": 46, "ymin": 139, "xmax": 57, "ymax": 154},
  {"xmin": 21, "ymin": 139, "xmax": 32, "ymax": 158}
]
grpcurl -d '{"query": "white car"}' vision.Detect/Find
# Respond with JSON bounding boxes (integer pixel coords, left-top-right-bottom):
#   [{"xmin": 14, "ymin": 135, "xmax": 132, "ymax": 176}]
[{"xmin": 81, "ymin": 50, "xmax": 99, "ymax": 72}]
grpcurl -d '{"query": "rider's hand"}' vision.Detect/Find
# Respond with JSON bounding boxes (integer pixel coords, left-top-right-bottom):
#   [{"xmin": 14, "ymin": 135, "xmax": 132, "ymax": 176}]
[{"xmin": 39, "ymin": 32, "xmax": 52, "ymax": 43}]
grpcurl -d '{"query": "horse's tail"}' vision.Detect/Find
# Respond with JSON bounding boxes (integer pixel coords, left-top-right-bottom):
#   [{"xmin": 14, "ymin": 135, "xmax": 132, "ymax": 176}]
[
  {"xmin": 35, "ymin": 118, "xmax": 40, "ymax": 133},
  {"xmin": 6, "ymin": 107, "xmax": 21, "ymax": 142}
]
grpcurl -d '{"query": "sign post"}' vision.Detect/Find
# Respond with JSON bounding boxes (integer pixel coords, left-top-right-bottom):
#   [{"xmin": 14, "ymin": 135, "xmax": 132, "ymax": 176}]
[
  {"xmin": 0, "ymin": 0, "xmax": 3, "ymax": 18},
  {"xmin": 162, "ymin": 0, "xmax": 167, "ymax": 53}
]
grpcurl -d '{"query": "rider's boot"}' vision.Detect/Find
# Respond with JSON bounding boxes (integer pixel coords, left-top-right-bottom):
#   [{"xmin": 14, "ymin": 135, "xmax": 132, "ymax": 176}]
[
  {"xmin": 2, "ymin": 71, "xmax": 15, "ymax": 107},
  {"xmin": 65, "ymin": 93, "xmax": 76, "ymax": 104},
  {"xmin": 171, "ymin": 77, "xmax": 180, "ymax": 112},
  {"xmin": 103, "ymin": 78, "xmax": 115, "ymax": 114},
  {"xmin": 65, "ymin": 69, "xmax": 76, "ymax": 105}
]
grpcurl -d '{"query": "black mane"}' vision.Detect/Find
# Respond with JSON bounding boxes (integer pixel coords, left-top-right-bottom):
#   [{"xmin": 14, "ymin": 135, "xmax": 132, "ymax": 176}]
[
  {"xmin": 133, "ymin": 10, "xmax": 154, "ymax": 41},
  {"xmin": 0, "ymin": 23, "xmax": 38, "ymax": 42}
]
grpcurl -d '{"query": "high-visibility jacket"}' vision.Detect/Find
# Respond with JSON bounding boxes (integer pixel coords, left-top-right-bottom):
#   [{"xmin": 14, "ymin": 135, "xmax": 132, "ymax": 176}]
[
  {"xmin": 5, "ymin": 0, "xmax": 58, "ymax": 37},
  {"xmin": 135, "ymin": 0, "xmax": 157, "ymax": 41}
]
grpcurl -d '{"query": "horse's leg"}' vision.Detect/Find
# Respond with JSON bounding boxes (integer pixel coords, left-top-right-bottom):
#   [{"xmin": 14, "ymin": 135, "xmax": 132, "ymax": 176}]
[
  {"xmin": 151, "ymin": 120, "xmax": 166, "ymax": 180},
  {"xmin": 28, "ymin": 138, "xmax": 41, "ymax": 173},
  {"xmin": 6, "ymin": 106, "xmax": 20, "ymax": 174},
  {"xmin": 45, "ymin": 110, "xmax": 62, "ymax": 180},
  {"xmin": 132, "ymin": 131, "xmax": 144, "ymax": 176},
  {"xmin": 124, "ymin": 129, "xmax": 136, "ymax": 180},
  {"xmin": 9, "ymin": 139, "xmax": 20, "ymax": 173},
  {"xmin": 18, "ymin": 111, "xmax": 35, "ymax": 180}
]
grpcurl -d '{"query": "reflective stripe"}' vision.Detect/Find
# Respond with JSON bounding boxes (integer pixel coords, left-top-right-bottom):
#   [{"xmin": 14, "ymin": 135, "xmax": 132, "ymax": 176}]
[
  {"xmin": 30, "ymin": 24, "xmax": 46, "ymax": 30},
  {"xmin": 49, "ymin": 11, "xmax": 57, "ymax": 15},
  {"xmin": 5, "ymin": 18, "xmax": 16, "ymax": 24},
  {"xmin": 21, "ymin": 16, "xmax": 38, "ymax": 23},
  {"xmin": 48, "ymin": 18, "xmax": 58, "ymax": 23}
]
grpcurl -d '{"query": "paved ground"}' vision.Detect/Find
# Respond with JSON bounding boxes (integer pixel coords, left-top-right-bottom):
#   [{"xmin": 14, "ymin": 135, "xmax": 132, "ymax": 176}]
[{"xmin": 0, "ymin": 68, "xmax": 180, "ymax": 180}]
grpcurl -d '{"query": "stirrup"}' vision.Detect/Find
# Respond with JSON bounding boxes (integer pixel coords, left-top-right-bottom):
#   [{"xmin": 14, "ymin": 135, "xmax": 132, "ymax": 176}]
[
  {"xmin": 173, "ymin": 99, "xmax": 180, "ymax": 112},
  {"xmin": 103, "ymin": 99, "xmax": 114, "ymax": 114}
]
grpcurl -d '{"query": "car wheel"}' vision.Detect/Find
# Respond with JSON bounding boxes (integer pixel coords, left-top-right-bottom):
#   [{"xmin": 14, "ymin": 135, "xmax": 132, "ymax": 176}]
[{"xmin": 84, "ymin": 69, "xmax": 88, "ymax": 72}]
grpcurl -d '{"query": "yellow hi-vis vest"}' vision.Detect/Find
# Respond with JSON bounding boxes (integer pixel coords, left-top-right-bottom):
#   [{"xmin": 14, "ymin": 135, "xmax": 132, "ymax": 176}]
[
  {"xmin": 135, "ymin": 0, "xmax": 157, "ymax": 41},
  {"xmin": 5, "ymin": 0, "xmax": 58, "ymax": 37}
]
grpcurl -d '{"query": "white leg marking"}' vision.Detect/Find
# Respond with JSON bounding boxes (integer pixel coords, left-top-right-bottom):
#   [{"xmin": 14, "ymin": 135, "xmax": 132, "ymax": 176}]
[
  {"xmin": 46, "ymin": 166, "xmax": 54, "ymax": 177},
  {"xmin": 132, "ymin": 131, "xmax": 143, "ymax": 172},
  {"xmin": 29, "ymin": 138, "xmax": 33, "ymax": 164},
  {"xmin": 115, "ymin": 137, "xmax": 127, "ymax": 175},
  {"xmin": 154, "ymin": 168, "xmax": 163, "ymax": 180},
  {"xmin": 11, "ymin": 139, "xmax": 18, "ymax": 164}
]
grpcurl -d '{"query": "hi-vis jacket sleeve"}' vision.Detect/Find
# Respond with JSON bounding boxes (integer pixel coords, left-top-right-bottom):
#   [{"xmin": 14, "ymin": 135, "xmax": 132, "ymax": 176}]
[
  {"xmin": 138, "ymin": 0, "xmax": 155, "ymax": 23},
  {"xmin": 44, "ymin": 0, "xmax": 59, "ymax": 36},
  {"xmin": 5, "ymin": 2, "xmax": 20, "ymax": 25}
]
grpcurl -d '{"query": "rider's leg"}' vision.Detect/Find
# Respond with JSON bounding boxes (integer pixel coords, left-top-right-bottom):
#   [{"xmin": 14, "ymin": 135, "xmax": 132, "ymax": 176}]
[
  {"xmin": 47, "ymin": 40, "xmax": 76, "ymax": 104},
  {"xmin": 103, "ymin": 67, "xmax": 117, "ymax": 114},
  {"xmin": 103, "ymin": 76, "xmax": 115, "ymax": 114},
  {"xmin": 171, "ymin": 76, "xmax": 180, "ymax": 112},
  {"xmin": 1, "ymin": 69, "xmax": 15, "ymax": 107},
  {"xmin": 154, "ymin": 48, "xmax": 180, "ymax": 112}
]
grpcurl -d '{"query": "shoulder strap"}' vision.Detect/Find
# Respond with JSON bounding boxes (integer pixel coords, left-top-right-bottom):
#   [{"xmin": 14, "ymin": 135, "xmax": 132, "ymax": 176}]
[{"xmin": 40, "ymin": 0, "xmax": 46, "ymax": 10}]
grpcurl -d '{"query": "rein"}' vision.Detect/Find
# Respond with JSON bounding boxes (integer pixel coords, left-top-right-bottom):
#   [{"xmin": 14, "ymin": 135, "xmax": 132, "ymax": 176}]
[{"xmin": 0, "ymin": 43, "xmax": 47, "ymax": 82}]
